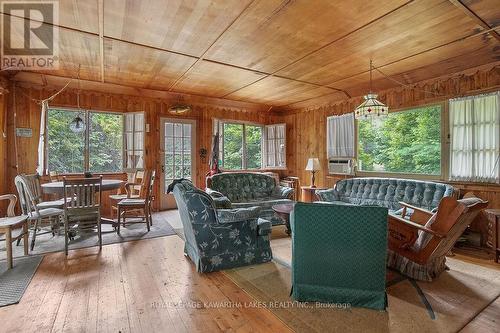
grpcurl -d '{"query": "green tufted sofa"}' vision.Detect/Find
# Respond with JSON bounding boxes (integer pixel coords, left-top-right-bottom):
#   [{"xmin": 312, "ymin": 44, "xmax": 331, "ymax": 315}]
[
  {"xmin": 315, "ymin": 177, "xmax": 456, "ymax": 214},
  {"xmin": 206, "ymin": 172, "xmax": 294, "ymax": 226}
]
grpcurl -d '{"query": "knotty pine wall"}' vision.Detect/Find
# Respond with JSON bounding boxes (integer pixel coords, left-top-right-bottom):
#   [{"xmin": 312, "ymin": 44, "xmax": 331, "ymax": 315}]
[
  {"xmin": 3, "ymin": 79, "xmax": 270, "ymax": 215},
  {"xmin": 271, "ymin": 66, "xmax": 500, "ymax": 235}
]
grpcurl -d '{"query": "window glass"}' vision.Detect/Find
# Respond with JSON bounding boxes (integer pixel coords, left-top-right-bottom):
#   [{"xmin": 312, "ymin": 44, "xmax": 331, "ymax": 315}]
[
  {"xmin": 89, "ymin": 112, "xmax": 123, "ymax": 172},
  {"xmin": 245, "ymin": 125, "xmax": 262, "ymax": 169},
  {"xmin": 223, "ymin": 123, "xmax": 243, "ymax": 170},
  {"xmin": 47, "ymin": 109, "xmax": 85, "ymax": 173},
  {"xmin": 358, "ymin": 105, "xmax": 441, "ymax": 175}
]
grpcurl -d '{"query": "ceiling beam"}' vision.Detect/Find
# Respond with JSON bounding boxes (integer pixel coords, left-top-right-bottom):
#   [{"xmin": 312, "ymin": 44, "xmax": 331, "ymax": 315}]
[{"xmin": 448, "ymin": 0, "xmax": 500, "ymax": 42}]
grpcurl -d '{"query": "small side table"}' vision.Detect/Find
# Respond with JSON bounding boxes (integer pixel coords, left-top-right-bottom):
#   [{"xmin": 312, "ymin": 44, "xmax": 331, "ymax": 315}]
[
  {"xmin": 485, "ymin": 209, "xmax": 500, "ymax": 263},
  {"xmin": 272, "ymin": 203, "xmax": 295, "ymax": 235},
  {"xmin": 300, "ymin": 186, "xmax": 327, "ymax": 203}
]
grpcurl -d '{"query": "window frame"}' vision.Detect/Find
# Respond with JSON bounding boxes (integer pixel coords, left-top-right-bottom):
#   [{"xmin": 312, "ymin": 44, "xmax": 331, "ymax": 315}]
[
  {"xmin": 45, "ymin": 107, "xmax": 125, "ymax": 174},
  {"xmin": 123, "ymin": 112, "xmax": 146, "ymax": 172},
  {"xmin": 263, "ymin": 123, "xmax": 287, "ymax": 170},
  {"xmin": 355, "ymin": 102, "xmax": 447, "ymax": 181},
  {"xmin": 218, "ymin": 120, "xmax": 264, "ymax": 170}
]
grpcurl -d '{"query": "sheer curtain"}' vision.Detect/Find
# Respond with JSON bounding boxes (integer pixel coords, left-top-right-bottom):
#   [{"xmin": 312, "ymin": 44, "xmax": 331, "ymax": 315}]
[
  {"xmin": 449, "ymin": 92, "xmax": 499, "ymax": 183},
  {"xmin": 327, "ymin": 113, "xmax": 354, "ymax": 158},
  {"xmin": 36, "ymin": 100, "xmax": 48, "ymax": 175}
]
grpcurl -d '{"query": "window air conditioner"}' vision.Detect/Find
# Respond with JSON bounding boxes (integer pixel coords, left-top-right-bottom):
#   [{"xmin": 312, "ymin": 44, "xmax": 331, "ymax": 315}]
[{"xmin": 328, "ymin": 158, "xmax": 354, "ymax": 175}]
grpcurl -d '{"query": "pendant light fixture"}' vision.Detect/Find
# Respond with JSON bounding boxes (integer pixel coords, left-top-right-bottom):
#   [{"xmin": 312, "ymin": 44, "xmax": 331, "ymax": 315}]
[
  {"xmin": 354, "ymin": 60, "xmax": 388, "ymax": 119},
  {"xmin": 168, "ymin": 95, "xmax": 192, "ymax": 115},
  {"xmin": 69, "ymin": 70, "xmax": 86, "ymax": 133}
]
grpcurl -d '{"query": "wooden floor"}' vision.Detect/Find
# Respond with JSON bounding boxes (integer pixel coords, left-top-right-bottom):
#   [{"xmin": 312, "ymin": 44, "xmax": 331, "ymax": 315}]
[
  {"xmin": 0, "ymin": 235, "xmax": 291, "ymax": 333},
  {"xmin": 1, "ymin": 213, "xmax": 499, "ymax": 332}
]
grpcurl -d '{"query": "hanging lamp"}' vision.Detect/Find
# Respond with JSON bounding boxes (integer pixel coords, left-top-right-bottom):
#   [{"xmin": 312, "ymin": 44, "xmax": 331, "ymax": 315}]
[
  {"xmin": 69, "ymin": 71, "xmax": 86, "ymax": 133},
  {"xmin": 354, "ymin": 60, "xmax": 388, "ymax": 119}
]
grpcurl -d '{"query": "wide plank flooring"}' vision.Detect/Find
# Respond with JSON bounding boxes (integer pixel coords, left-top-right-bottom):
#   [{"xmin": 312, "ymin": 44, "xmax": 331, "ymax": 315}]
[{"xmin": 0, "ymin": 235, "xmax": 292, "ymax": 333}]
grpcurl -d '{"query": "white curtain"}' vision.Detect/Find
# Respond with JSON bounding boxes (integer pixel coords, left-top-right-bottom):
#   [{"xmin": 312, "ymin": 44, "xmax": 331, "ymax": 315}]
[
  {"xmin": 36, "ymin": 100, "xmax": 48, "ymax": 175},
  {"xmin": 327, "ymin": 113, "xmax": 355, "ymax": 158},
  {"xmin": 450, "ymin": 92, "xmax": 500, "ymax": 183}
]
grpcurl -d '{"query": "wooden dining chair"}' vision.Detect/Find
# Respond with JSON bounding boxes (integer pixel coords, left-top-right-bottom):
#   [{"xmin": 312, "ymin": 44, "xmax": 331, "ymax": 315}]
[
  {"xmin": 15, "ymin": 175, "xmax": 64, "ymax": 251},
  {"xmin": 0, "ymin": 194, "xmax": 29, "ymax": 269},
  {"xmin": 22, "ymin": 173, "xmax": 65, "ymax": 209},
  {"xmin": 117, "ymin": 170, "xmax": 155, "ymax": 233},
  {"xmin": 62, "ymin": 176, "xmax": 103, "ymax": 255},
  {"xmin": 109, "ymin": 170, "xmax": 145, "ymax": 219}
]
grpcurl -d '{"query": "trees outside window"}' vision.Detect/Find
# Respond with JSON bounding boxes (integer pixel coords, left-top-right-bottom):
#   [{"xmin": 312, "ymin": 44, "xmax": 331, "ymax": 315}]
[
  {"xmin": 358, "ymin": 105, "xmax": 441, "ymax": 175},
  {"xmin": 47, "ymin": 109, "xmax": 123, "ymax": 173},
  {"xmin": 222, "ymin": 123, "xmax": 263, "ymax": 170}
]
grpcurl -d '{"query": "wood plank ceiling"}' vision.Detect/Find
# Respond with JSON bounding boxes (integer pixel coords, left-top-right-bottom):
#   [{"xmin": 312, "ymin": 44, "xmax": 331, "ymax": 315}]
[{"xmin": 1, "ymin": 0, "xmax": 499, "ymax": 109}]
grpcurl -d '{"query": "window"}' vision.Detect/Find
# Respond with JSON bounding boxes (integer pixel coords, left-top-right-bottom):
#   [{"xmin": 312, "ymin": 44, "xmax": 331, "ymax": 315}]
[
  {"xmin": 163, "ymin": 121, "xmax": 194, "ymax": 189},
  {"xmin": 124, "ymin": 113, "xmax": 145, "ymax": 170},
  {"xmin": 357, "ymin": 105, "xmax": 441, "ymax": 175},
  {"xmin": 263, "ymin": 124, "xmax": 286, "ymax": 168},
  {"xmin": 449, "ymin": 92, "xmax": 499, "ymax": 183},
  {"xmin": 213, "ymin": 120, "xmax": 285, "ymax": 170},
  {"xmin": 47, "ymin": 109, "xmax": 123, "ymax": 173},
  {"xmin": 220, "ymin": 122, "xmax": 262, "ymax": 170}
]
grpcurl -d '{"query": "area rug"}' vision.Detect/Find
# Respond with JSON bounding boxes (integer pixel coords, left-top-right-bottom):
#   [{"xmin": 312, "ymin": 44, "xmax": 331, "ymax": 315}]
[
  {"xmin": 223, "ymin": 237, "xmax": 500, "ymax": 333},
  {"xmin": 0, "ymin": 213, "xmax": 176, "ymax": 261},
  {"xmin": 0, "ymin": 255, "xmax": 43, "ymax": 307}
]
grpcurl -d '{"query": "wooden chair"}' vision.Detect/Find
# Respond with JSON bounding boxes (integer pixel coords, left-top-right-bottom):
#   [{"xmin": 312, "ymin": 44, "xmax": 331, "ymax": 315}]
[
  {"xmin": 109, "ymin": 170, "xmax": 145, "ymax": 219},
  {"xmin": 0, "ymin": 194, "xmax": 29, "ymax": 269},
  {"xmin": 62, "ymin": 177, "xmax": 103, "ymax": 255},
  {"xmin": 15, "ymin": 175, "xmax": 64, "ymax": 251},
  {"xmin": 48, "ymin": 171, "xmax": 61, "ymax": 182},
  {"xmin": 117, "ymin": 170, "xmax": 155, "ymax": 234},
  {"xmin": 387, "ymin": 196, "xmax": 489, "ymax": 281},
  {"xmin": 21, "ymin": 173, "xmax": 65, "ymax": 209}
]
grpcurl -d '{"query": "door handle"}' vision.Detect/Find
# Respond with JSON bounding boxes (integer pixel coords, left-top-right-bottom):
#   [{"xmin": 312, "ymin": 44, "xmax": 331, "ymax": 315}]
[{"xmin": 161, "ymin": 165, "xmax": 165, "ymax": 173}]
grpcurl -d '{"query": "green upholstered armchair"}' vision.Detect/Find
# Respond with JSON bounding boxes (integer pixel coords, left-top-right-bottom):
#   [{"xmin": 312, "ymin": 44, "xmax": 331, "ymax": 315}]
[
  {"xmin": 291, "ymin": 202, "xmax": 388, "ymax": 310},
  {"xmin": 171, "ymin": 179, "xmax": 272, "ymax": 273}
]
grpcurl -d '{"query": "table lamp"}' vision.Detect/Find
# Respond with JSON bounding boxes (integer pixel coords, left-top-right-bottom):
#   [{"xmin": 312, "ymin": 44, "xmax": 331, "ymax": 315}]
[{"xmin": 305, "ymin": 158, "xmax": 321, "ymax": 188}]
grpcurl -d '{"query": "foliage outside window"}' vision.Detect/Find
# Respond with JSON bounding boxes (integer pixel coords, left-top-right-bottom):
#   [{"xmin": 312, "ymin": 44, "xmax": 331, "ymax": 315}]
[
  {"xmin": 221, "ymin": 123, "xmax": 262, "ymax": 170},
  {"xmin": 358, "ymin": 105, "xmax": 441, "ymax": 175},
  {"xmin": 47, "ymin": 109, "xmax": 123, "ymax": 173}
]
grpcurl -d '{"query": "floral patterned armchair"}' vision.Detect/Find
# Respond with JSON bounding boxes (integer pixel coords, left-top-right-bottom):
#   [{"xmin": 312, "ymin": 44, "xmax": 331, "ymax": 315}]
[{"xmin": 172, "ymin": 179, "xmax": 272, "ymax": 273}]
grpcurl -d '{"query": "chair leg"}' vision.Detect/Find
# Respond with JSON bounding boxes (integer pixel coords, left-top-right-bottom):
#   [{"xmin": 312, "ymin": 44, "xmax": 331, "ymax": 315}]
[
  {"xmin": 145, "ymin": 207, "xmax": 150, "ymax": 232},
  {"xmin": 97, "ymin": 213, "xmax": 102, "ymax": 251},
  {"xmin": 23, "ymin": 222, "xmax": 29, "ymax": 256},
  {"xmin": 117, "ymin": 206, "xmax": 121, "ymax": 234},
  {"xmin": 64, "ymin": 216, "xmax": 69, "ymax": 256},
  {"xmin": 149, "ymin": 202, "xmax": 153, "ymax": 226},
  {"xmin": 31, "ymin": 219, "xmax": 40, "ymax": 251},
  {"xmin": 6, "ymin": 229, "xmax": 13, "ymax": 269}
]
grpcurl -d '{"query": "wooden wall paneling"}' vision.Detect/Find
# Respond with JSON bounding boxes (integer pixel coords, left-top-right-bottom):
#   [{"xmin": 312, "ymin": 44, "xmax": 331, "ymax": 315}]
[{"xmin": 3, "ymin": 83, "xmax": 270, "ymax": 215}]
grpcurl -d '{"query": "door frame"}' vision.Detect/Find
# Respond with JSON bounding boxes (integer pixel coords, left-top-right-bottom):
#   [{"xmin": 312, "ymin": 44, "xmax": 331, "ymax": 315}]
[{"xmin": 159, "ymin": 117, "xmax": 197, "ymax": 210}]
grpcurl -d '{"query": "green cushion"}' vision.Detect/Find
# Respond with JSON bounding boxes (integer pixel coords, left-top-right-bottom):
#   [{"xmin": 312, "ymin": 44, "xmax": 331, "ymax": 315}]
[{"xmin": 291, "ymin": 202, "xmax": 388, "ymax": 310}]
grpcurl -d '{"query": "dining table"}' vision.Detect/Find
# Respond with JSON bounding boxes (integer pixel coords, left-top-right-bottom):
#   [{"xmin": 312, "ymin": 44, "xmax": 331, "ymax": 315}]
[
  {"xmin": 41, "ymin": 179, "xmax": 124, "ymax": 229},
  {"xmin": 41, "ymin": 179, "xmax": 124, "ymax": 195}
]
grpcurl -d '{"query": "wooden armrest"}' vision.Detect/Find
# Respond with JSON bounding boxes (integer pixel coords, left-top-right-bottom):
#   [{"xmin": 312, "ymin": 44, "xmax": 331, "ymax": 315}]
[
  {"xmin": 398, "ymin": 202, "xmax": 433, "ymax": 216},
  {"xmin": 389, "ymin": 214, "xmax": 445, "ymax": 238}
]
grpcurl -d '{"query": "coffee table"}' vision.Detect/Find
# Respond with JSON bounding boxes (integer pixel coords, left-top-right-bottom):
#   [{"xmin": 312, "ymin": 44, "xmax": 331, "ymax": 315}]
[{"xmin": 272, "ymin": 203, "xmax": 295, "ymax": 235}]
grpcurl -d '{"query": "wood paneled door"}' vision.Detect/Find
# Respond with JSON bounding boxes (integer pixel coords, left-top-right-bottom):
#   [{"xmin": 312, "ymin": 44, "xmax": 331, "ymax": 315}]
[{"xmin": 159, "ymin": 118, "xmax": 196, "ymax": 210}]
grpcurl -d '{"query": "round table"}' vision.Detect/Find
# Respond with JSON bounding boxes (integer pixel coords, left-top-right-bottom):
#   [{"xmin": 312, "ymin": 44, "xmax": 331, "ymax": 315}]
[
  {"xmin": 41, "ymin": 179, "xmax": 124, "ymax": 229},
  {"xmin": 272, "ymin": 203, "xmax": 295, "ymax": 235},
  {"xmin": 41, "ymin": 179, "xmax": 123, "ymax": 194}
]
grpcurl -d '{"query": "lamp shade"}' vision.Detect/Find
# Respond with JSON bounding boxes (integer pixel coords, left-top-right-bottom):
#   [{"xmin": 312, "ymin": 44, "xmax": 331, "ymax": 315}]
[{"xmin": 305, "ymin": 158, "xmax": 321, "ymax": 171}]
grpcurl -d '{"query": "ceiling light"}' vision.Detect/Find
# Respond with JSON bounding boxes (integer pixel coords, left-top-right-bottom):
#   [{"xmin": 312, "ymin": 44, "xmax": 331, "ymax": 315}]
[{"xmin": 355, "ymin": 60, "xmax": 388, "ymax": 119}]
